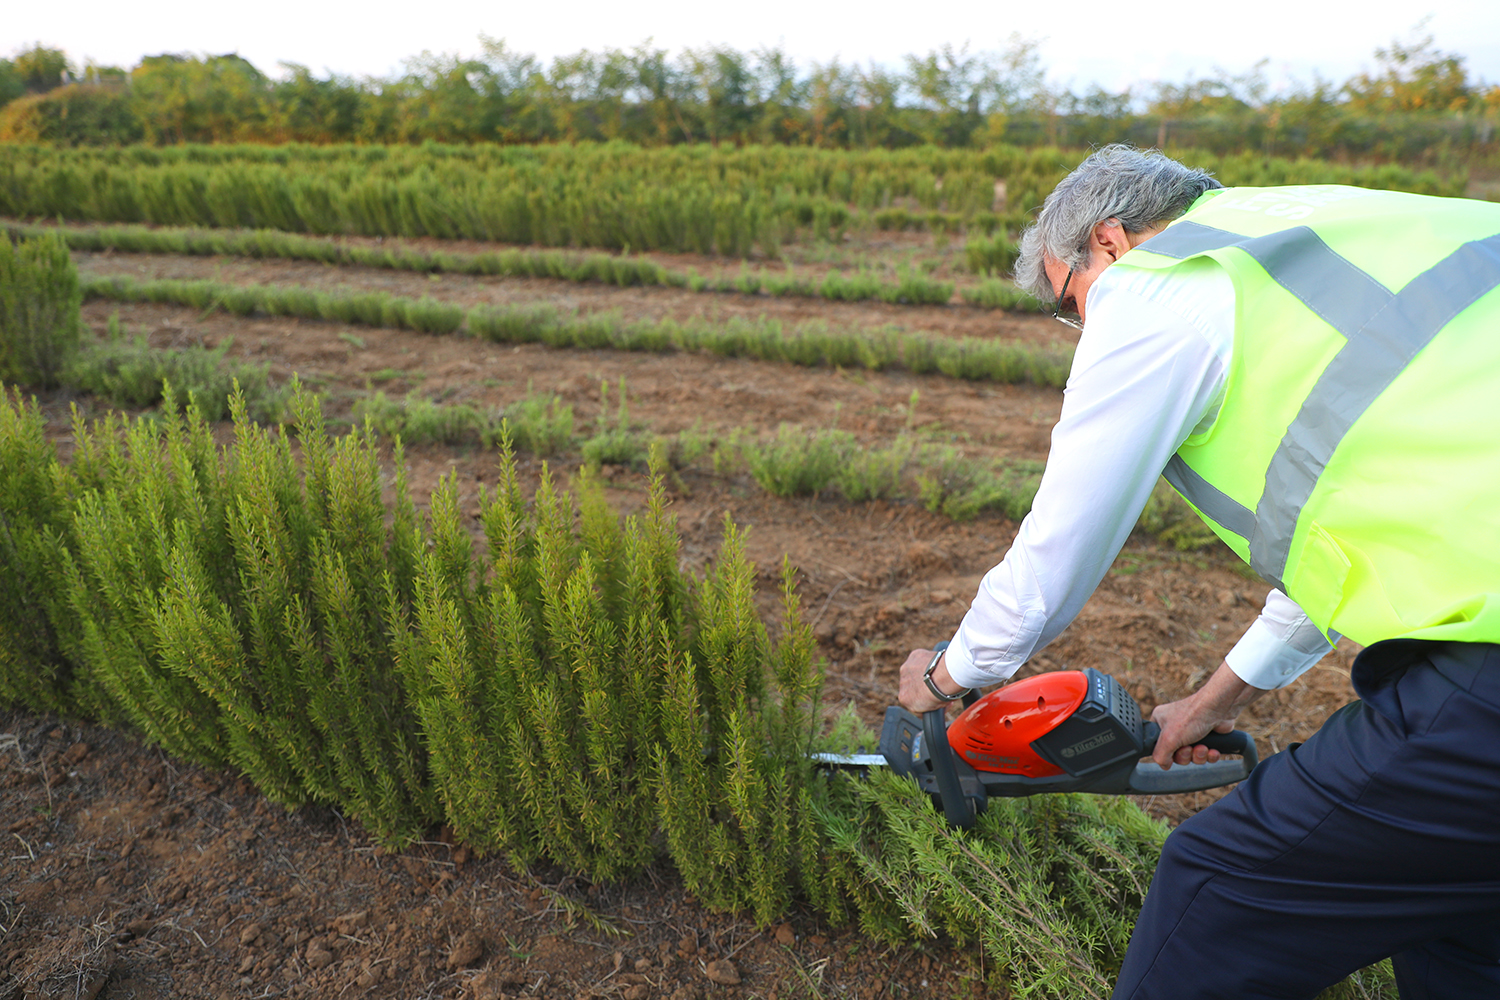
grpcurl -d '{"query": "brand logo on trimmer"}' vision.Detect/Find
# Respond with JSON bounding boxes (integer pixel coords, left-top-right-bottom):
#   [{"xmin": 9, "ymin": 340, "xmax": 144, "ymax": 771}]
[
  {"xmin": 1060, "ymin": 730, "xmax": 1116, "ymax": 758},
  {"xmin": 966, "ymin": 751, "xmax": 1021, "ymax": 768}
]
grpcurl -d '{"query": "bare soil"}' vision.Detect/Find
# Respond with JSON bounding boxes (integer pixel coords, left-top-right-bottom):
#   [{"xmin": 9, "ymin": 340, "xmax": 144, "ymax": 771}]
[{"xmin": 2, "ymin": 248, "xmax": 1364, "ymax": 999}]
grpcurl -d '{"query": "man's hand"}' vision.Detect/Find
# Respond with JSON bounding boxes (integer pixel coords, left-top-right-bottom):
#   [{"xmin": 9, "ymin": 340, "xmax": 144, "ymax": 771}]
[
  {"xmin": 898, "ymin": 648, "xmax": 963, "ymax": 715},
  {"xmin": 1150, "ymin": 661, "xmax": 1267, "ymax": 769}
]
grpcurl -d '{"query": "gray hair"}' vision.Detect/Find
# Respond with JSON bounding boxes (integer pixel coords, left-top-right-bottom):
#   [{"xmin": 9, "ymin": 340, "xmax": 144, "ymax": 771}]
[{"xmin": 1013, "ymin": 145, "xmax": 1222, "ymax": 302}]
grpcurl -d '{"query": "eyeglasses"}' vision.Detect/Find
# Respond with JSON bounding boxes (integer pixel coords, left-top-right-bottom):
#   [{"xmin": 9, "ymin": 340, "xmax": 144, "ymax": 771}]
[{"xmin": 1053, "ymin": 266, "xmax": 1084, "ymax": 331}]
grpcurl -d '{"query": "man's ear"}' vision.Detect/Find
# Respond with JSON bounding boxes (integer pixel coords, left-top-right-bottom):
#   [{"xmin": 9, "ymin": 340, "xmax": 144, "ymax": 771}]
[{"xmin": 1090, "ymin": 217, "xmax": 1133, "ymax": 262}]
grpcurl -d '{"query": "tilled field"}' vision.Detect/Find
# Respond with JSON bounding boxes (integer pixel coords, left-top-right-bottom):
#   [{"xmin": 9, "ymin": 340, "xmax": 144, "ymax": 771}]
[{"xmin": 2, "ymin": 240, "xmax": 1366, "ymax": 999}]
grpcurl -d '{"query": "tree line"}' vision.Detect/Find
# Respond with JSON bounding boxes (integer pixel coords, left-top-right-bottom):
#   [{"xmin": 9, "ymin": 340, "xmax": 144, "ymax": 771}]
[{"xmin": 2, "ymin": 31, "xmax": 1498, "ymax": 164}]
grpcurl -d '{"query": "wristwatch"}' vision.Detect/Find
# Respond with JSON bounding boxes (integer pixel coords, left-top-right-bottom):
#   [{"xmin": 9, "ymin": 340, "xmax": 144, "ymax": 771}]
[{"xmin": 922, "ymin": 648, "xmax": 972, "ymax": 702}]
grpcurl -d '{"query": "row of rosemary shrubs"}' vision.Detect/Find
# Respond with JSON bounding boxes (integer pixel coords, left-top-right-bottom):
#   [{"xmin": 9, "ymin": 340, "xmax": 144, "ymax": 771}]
[
  {"xmin": 9, "ymin": 222, "xmax": 1035, "ymax": 310},
  {"xmin": 0, "ymin": 384, "xmax": 1170, "ymax": 998},
  {"xmin": 357, "ymin": 382, "xmax": 1219, "ymax": 549},
  {"xmin": 81, "ymin": 274, "xmax": 1071, "ymax": 385}
]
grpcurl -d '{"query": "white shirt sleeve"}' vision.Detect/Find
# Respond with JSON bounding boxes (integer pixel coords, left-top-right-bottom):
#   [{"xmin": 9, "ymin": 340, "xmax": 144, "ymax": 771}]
[
  {"xmin": 945, "ymin": 260, "xmax": 1235, "ymax": 689},
  {"xmin": 1224, "ymin": 589, "xmax": 1334, "ymax": 689}
]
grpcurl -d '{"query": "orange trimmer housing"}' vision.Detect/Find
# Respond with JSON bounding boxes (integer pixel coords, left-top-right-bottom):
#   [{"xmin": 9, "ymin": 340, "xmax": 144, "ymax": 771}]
[
  {"xmin": 872, "ymin": 662, "xmax": 1258, "ymax": 825},
  {"xmin": 945, "ymin": 670, "xmax": 1090, "ymax": 778}
]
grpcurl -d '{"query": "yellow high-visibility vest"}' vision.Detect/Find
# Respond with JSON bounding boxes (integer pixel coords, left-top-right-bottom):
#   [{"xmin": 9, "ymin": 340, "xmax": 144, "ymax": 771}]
[{"xmin": 1119, "ymin": 185, "xmax": 1500, "ymax": 645}]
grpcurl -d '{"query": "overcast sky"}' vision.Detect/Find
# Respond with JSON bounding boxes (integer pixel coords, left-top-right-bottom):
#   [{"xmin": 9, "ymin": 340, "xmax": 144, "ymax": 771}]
[{"xmin": 7, "ymin": 0, "xmax": 1499, "ymax": 98}]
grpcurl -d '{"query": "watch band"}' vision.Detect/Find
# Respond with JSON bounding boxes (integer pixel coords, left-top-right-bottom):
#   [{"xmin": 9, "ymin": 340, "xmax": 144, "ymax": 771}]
[{"xmin": 922, "ymin": 648, "xmax": 971, "ymax": 702}]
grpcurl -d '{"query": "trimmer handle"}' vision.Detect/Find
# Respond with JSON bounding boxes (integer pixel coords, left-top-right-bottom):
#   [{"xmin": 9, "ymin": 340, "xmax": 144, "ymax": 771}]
[
  {"xmin": 1132, "ymin": 722, "xmax": 1260, "ymax": 794},
  {"xmin": 1142, "ymin": 722, "xmax": 1258, "ymax": 767}
]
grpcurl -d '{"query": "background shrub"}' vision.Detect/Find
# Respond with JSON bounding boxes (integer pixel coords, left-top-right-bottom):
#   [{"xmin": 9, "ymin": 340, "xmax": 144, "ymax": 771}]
[
  {"xmin": 0, "ymin": 230, "xmax": 81, "ymax": 388},
  {"xmin": 66, "ymin": 314, "xmax": 283, "ymax": 422}
]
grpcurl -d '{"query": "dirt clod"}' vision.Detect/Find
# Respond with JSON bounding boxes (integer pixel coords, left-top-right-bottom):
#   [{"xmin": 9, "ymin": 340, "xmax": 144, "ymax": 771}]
[
  {"xmin": 333, "ymin": 910, "xmax": 369, "ymax": 934},
  {"xmin": 905, "ymin": 541, "xmax": 951, "ymax": 572},
  {"xmin": 448, "ymin": 931, "xmax": 485, "ymax": 970},
  {"xmin": 305, "ymin": 943, "xmax": 335, "ymax": 970},
  {"xmin": 468, "ymin": 970, "xmax": 507, "ymax": 1000},
  {"xmin": 704, "ymin": 958, "xmax": 741, "ymax": 985}
]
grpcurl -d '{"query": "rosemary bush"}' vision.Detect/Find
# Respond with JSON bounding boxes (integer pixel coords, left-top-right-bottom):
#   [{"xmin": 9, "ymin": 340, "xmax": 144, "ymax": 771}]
[
  {"xmin": 961, "ymin": 278, "xmax": 1046, "ymax": 311},
  {"xmin": 497, "ymin": 393, "xmax": 574, "ymax": 456},
  {"xmin": 57, "ymin": 385, "xmax": 437, "ymax": 841},
  {"xmin": 964, "ymin": 232, "xmax": 1021, "ymax": 275},
  {"xmin": 0, "ymin": 389, "xmax": 79, "ymax": 713},
  {"xmin": 0, "ymin": 230, "xmax": 81, "ymax": 388},
  {"xmin": 353, "ymin": 391, "xmax": 487, "ymax": 445}
]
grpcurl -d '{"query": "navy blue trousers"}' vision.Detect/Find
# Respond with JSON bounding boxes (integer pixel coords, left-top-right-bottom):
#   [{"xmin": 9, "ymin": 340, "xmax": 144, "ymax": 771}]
[{"xmin": 1114, "ymin": 640, "xmax": 1500, "ymax": 999}]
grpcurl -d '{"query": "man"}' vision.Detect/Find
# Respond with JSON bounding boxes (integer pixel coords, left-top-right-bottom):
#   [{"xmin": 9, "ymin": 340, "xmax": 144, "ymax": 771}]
[{"xmin": 896, "ymin": 144, "xmax": 1500, "ymax": 999}]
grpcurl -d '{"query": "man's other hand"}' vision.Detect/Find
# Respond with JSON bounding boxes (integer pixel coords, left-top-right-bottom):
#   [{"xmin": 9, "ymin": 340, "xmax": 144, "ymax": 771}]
[{"xmin": 1150, "ymin": 661, "xmax": 1267, "ymax": 769}]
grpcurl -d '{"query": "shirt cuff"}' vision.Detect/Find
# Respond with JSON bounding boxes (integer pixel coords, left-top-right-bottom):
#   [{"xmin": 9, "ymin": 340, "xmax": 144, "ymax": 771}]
[
  {"xmin": 1223, "ymin": 590, "xmax": 1334, "ymax": 690},
  {"xmin": 944, "ymin": 628, "xmax": 1010, "ymax": 690}
]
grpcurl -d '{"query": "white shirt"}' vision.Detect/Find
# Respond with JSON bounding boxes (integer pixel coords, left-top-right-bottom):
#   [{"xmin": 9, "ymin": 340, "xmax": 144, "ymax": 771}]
[{"xmin": 944, "ymin": 256, "xmax": 1333, "ymax": 693}]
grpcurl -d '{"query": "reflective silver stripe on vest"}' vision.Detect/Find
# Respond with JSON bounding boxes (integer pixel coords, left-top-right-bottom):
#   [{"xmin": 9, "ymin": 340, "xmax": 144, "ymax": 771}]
[
  {"xmin": 1141, "ymin": 222, "xmax": 1395, "ymax": 336},
  {"xmin": 1162, "ymin": 455, "xmax": 1255, "ymax": 540},
  {"xmin": 1144, "ymin": 222, "xmax": 1500, "ymax": 587}
]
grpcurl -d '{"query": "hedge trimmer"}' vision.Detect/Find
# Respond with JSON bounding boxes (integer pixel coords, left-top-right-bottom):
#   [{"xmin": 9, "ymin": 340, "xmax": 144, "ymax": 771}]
[{"xmin": 815, "ymin": 646, "xmax": 1258, "ymax": 828}]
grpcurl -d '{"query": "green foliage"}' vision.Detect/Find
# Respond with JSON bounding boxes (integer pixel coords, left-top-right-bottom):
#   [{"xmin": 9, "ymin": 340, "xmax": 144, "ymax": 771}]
[
  {"xmin": 16, "ymin": 221, "xmax": 985, "ymax": 310},
  {"xmin": 580, "ymin": 378, "xmax": 652, "ymax": 469},
  {"xmin": 917, "ymin": 452, "xmax": 1045, "ymax": 522},
  {"xmin": 0, "ymin": 384, "xmax": 1396, "ymax": 995},
  {"xmin": 353, "ymin": 391, "xmax": 486, "ymax": 445},
  {"xmin": 744, "ymin": 425, "xmax": 856, "ymax": 498},
  {"xmin": 837, "ymin": 435, "xmax": 914, "ymax": 502},
  {"xmin": 0, "ymin": 388, "xmax": 77, "ymax": 713},
  {"xmin": 497, "ymin": 394, "xmax": 574, "ymax": 456},
  {"xmin": 66, "ymin": 317, "xmax": 282, "ymax": 421},
  {"xmin": 961, "ymin": 277, "xmax": 1046, "ymax": 311},
  {"xmin": 884, "ymin": 269, "xmax": 955, "ymax": 306},
  {"xmin": 818, "ymin": 768, "xmax": 1167, "ymax": 998},
  {"xmin": 54, "ymin": 385, "xmax": 437, "ymax": 843},
  {"xmin": 0, "ymin": 140, "xmax": 1469, "ymax": 271},
  {"xmin": 62, "ymin": 398, "xmax": 237, "ymax": 764},
  {"xmin": 0, "ymin": 85, "xmax": 144, "ymax": 145},
  {"xmin": 0, "ymin": 33, "xmax": 1494, "ymax": 168},
  {"xmin": 81, "ymin": 274, "xmax": 1075, "ymax": 389},
  {"xmin": 1315, "ymin": 962, "xmax": 1398, "ymax": 1000},
  {"xmin": 964, "ymin": 232, "xmax": 1020, "ymax": 275},
  {"xmin": 12, "ymin": 46, "xmax": 70, "ymax": 95},
  {"xmin": 657, "ymin": 526, "xmax": 823, "ymax": 923},
  {"xmin": 0, "ymin": 230, "xmax": 81, "ymax": 388}
]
